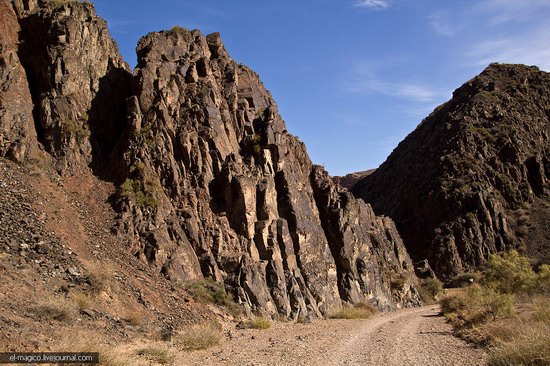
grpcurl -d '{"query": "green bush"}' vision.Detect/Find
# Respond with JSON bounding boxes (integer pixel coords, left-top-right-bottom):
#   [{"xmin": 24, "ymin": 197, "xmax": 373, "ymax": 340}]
[
  {"xmin": 418, "ymin": 278, "xmax": 443, "ymax": 303},
  {"xmin": 483, "ymin": 250, "xmax": 536, "ymax": 294},
  {"xmin": 119, "ymin": 177, "xmax": 159, "ymax": 208},
  {"xmin": 535, "ymin": 264, "xmax": 550, "ymax": 293},
  {"xmin": 183, "ymin": 279, "xmax": 233, "ymax": 307}
]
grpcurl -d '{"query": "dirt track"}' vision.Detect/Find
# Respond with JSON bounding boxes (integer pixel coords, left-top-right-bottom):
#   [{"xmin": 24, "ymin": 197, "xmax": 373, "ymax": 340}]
[{"xmin": 180, "ymin": 306, "xmax": 486, "ymax": 366}]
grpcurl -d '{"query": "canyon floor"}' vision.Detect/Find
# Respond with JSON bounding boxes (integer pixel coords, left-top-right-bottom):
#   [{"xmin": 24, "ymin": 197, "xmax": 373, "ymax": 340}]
[{"xmin": 177, "ymin": 305, "xmax": 486, "ymax": 366}]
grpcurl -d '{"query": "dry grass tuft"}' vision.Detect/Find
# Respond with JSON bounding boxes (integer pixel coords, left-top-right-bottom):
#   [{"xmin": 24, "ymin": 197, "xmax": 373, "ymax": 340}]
[
  {"xmin": 70, "ymin": 291, "xmax": 94, "ymax": 310},
  {"xmin": 136, "ymin": 345, "xmax": 175, "ymax": 364},
  {"xmin": 329, "ymin": 302, "xmax": 377, "ymax": 319},
  {"xmin": 29, "ymin": 297, "xmax": 77, "ymax": 322},
  {"xmin": 54, "ymin": 337, "xmax": 130, "ymax": 366},
  {"xmin": 123, "ymin": 308, "xmax": 146, "ymax": 327},
  {"xmin": 85, "ymin": 261, "xmax": 115, "ymax": 294},
  {"xmin": 174, "ymin": 321, "xmax": 222, "ymax": 351},
  {"xmin": 243, "ymin": 317, "xmax": 271, "ymax": 329}
]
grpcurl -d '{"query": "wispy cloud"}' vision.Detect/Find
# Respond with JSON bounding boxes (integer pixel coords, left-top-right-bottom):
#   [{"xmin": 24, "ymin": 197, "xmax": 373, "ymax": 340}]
[
  {"xmin": 354, "ymin": 0, "xmax": 391, "ymax": 10},
  {"xmin": 345, "ymin": 63, "xmax": 448, "ymax": 103},
  {"xmin": 472, "ymin": 0, "xmax": 550, "ymax": 25},
  {"xmin": 468, "ymin": 26, "xmax": 550, "ymax": 71},
  {"xmin": 429, "ymin": 14, "xmax": 459, "ymax": 37}
]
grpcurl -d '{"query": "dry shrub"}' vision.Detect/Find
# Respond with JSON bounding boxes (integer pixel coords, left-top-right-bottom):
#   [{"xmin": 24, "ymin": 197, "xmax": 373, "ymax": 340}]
[
  {"xmin": 136, "ymin": 345, "xmax": 174, "ymax": 364},
  {"xmin": 243, "ymin": 317, "xmax": 271, "ymax": 329},
  {"xmin": 123, "ymin": 308, "xmax": 145, "ymax": 327},
  {"xmin": 175, "ymin": 321, "xmax": 222, "ymax": 351},
  {"xmin": 488, "ymin": 318, "xmax": 550, "ymax": 366},
  {"xmin": 54, "ymin": 337, "xmax": 130, "ymax": 366},
  {"xmin": 329, "ymin": 302, "xmax": 376, "ymax": 319},
  {"xmin": 70, "ymin": 291, "xmax": 94, "ymax": 310},
  {"xmin": 30, "ymin": 297, "xmax": 77, "ymax": 323},
  {"xmin": 85, "ymin": 261, "xmax": 115, "ymax": 294}
]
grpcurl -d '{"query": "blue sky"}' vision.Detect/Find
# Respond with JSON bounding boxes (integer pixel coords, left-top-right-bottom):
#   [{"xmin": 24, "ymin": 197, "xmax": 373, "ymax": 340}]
[{"xmin": 93, "ymin": 0, "xmax": 550, "ymax": 176}]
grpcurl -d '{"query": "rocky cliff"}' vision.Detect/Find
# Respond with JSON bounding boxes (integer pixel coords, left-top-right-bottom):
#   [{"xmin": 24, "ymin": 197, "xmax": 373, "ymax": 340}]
[
  {"xmin": 353, "ymin": 64, "xmax": 550, "ymax": 277},
  {"xmin": 119, "ymin": 29, "xmax": 418, "ymax": 318},
  {"xmin": 13, "ymin": 0, "xmax": 131, "ymax": 175},
  {"xmin": 0, "ymin": 0, "xmax": 419, "ymax": 319},
  {"xmin": 333, "ymin": 169, "xmax": 375, "ymax": 190},
  {"xmin": 0, "ymin": 0, "xmax": 36, "ymax": 162}
]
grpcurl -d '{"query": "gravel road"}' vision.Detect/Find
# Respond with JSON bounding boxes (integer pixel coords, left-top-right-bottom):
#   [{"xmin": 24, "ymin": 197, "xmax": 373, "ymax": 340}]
[{"xmin": 179, "ymin": 305, "xmax": 486, "ymax": 366}]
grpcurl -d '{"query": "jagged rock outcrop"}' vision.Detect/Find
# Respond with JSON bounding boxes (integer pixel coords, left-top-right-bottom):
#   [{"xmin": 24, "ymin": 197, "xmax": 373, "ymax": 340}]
[
  {"xmin": 118, "ymin": 28, "xmax": 419, "ymax": 317},
  {"xmin": 15, "ymin": 0, "xmax": 131, "ymax": 175},
  {"xmin": 0, "ymin": 0, "xmax": 37, "ymax": 162},
  {"xmin": 353, "ymin": 64, "xmax": 550, "ymax": 277},
  {"xmin": 311, "ymin": 166, "xmax": 418, "ymax": 304},
  {"xmin": 333, "ymin": 169, "xmax": 375, "ymax": 190}
]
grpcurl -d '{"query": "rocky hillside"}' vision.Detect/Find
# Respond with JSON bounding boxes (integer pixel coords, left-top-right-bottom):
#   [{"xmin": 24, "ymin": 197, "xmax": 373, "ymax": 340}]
[
  {"xmin": 0, "ymin": 0, "xmax": 419, "ymax": 324},
  {"xmin": 333, "ymin": 169, "xmax": 375, "ymax": 190},
  {"xmin": 353, "ymin": 64, "xmax": 550, "ymax": 277}
]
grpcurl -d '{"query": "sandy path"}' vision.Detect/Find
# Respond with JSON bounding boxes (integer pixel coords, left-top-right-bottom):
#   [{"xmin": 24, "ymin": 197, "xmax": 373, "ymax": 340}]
[{"xmin": 178, "ymin": 306, "xmax": 486, "ymax": 366}]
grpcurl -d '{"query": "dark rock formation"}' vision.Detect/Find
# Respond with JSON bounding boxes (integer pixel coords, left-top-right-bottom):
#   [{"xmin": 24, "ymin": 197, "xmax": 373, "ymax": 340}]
[
  {"xmin": 333, "ymin": 169, "xmax": 375, "ymax": 190},
  {"xmin": 15, "ymin": 0, "xmax": 131, "ymax": 175},
  {"xmin": 0, "ymin": 0, "xmax": 37, "ymax": 162},
  {"xmin": 353, "ymin": 64, "xmax": 550, "ymax": 277},
  {"xmin": 118, "ymin": 29, "xmax": 419, "ymax": 317}
]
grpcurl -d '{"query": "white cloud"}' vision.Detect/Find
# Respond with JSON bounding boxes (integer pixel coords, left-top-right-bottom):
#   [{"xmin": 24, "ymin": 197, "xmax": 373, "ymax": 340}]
[
  {"xmin": 468, "ymin": 26, "xmax": 550, "ymax": 71},
  {"xmin": 345, "ymin": 64, "xmax": 447, "ymax": 103},
  {"xmin": 354, "ymin": 0, "xmax": 390, "ymax": 10},
  {"xmin": 473, "ymin": 0, "xmax": 550, "ymax": 25},
  {"xmin": 429, "ymin": 14, "xmax": 459, "ymax": 37},
  {"xmin": 345, "ymin": 77, "xmax": 445, "ymax": 103}
]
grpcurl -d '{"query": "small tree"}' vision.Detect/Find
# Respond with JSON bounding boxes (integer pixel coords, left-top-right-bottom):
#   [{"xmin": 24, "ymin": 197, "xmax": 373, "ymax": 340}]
[{"xmin": 483, "ymin": 250, "xmax": 536, "ymax": 294}]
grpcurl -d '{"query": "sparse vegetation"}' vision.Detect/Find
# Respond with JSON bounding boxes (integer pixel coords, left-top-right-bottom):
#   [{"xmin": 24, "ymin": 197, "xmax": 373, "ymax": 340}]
[
  {"xmin": 119, "ymin": 177, "xmax": 160, "ymax": 208},
  {"xmin": 440, "ymin": 250, "xmax": 550, "ymax": 365},
  {"xmin": 123, "ymin": 308, "xmax": 145, "ymax": 327},
  {"xmin": 70, "ymin": 291, "xmax": 94, "ymax": 310},
  {"xmin": 167, "ymin": 26, "xmax": 190, "ymax": 36},
  {"xmin": 60, "ymin": 118, "xmax": 90, "ymax": 145},
  {"xmin": 45, "ymin": 0, "xmax": 81, "ymax": 10},
  {"xmin": 329, "ymin": 302, "xmax": 376, "ymax": 319},
  {"xmin": 175, "ymin": 321, "xmax": 222, "ymax": 351},
  {"xmin": 242, "ymin": 317, "xmax": 271, "ymax": 329},
  {"xmin": 183, "ymin": 278, "xmax": 232, "ymax": 307},
  {"xmin": 84, "ymin": 261, "xmax": 115, "ymax": 294},
  {"xmin": 417, "ymin": 277, "xmax": 443, "ymax": 304},
  {"xmin": 29, "ymin": 297, "xmax": 76, "ymax": 322},
  {"xmin": 136, "ymin": 345, "xmax": 175, "ymax": 364}
]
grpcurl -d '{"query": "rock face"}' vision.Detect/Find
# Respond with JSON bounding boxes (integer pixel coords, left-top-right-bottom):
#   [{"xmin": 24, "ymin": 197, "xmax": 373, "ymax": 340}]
[
  {"xmin": 333, "ymin": 169, "xmax": 375, "ymax": 190},
  {"xmin": 353, "ymin": 64, "xmax": 550, "ymax": 277},
  {"xmin": 0, "ymin": 0, "xmax": 37, "ymax": 162},
  {"xmin": 118, "ymin": 29, "xmax": 419, "ymax": 317},
  {"xmin": 15, "ymin": 0, "xmax": 131, "ymax": 175}
]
